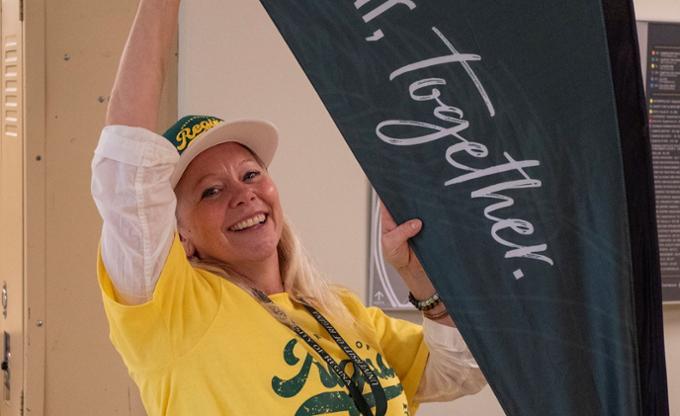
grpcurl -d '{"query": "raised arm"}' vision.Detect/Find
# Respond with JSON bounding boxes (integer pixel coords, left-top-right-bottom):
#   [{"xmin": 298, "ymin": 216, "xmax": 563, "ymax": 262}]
[
  {"xmin": 93, "ymin": 0, "xmax": 182, "ymax": 305},
  {"xmin": 106, "ymin": 0, "xmax": 180, "ymax": 130}
]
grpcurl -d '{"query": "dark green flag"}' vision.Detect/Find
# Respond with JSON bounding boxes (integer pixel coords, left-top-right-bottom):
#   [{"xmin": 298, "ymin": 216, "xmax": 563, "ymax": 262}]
[{"xmin": 259, "ymin": 0, "xmax": 669, "ymax": 414}]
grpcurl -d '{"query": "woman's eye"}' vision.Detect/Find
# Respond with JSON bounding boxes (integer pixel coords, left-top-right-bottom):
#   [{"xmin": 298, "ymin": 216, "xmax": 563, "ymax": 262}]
[
  {"xmin": 201, "ymin": 187, "xmax": 220, "ymax": 199},
  {"xmin": 244, "ymin": 171, "xmax": 261, "ymax": 181}
]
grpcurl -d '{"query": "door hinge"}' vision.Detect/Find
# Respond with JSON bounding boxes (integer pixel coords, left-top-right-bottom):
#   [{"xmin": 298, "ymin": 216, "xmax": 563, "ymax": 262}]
[
  {"xmin": 20, "ymin": 389, "xmax": 24, "ymax": 415},
  {"xmin": 19, "ymin": 0, "xmax": 24, "ymax": 22}
]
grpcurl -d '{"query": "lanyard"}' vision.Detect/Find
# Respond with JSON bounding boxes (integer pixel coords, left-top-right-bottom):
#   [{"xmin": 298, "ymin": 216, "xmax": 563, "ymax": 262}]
[{"xmin": 254, "ymin": 289, "xmax": 388, "ymax": 416}]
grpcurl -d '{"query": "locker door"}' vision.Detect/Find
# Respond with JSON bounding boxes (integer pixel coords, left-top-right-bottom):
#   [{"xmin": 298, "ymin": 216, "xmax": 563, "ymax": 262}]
[{"xmin": 0, "ymin": 0, "xmax": 23, "ymax": 415}]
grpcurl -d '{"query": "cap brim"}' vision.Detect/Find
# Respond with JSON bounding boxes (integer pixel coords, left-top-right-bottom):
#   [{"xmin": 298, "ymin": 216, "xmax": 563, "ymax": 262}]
[{"xmin": 171, "ymin": 119, "xmax": 279, "ymax": 187}]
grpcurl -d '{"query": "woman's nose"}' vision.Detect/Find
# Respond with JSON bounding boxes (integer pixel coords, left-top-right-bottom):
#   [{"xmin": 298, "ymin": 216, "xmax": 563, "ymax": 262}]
[{"xmin": 228, "ymin": 182, "xmax": 256, "ymax": 208}]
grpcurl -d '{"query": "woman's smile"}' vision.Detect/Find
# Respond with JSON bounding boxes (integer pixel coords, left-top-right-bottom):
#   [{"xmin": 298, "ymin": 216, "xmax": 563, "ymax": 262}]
[{"xmin": 228, "ymin": 212, "xmax": 268, "ymax": 232}]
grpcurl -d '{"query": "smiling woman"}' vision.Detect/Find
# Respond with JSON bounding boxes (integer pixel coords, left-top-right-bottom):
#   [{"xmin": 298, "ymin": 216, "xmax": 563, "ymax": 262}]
[{"xmin": 90, "ymin": 0, "xmax": 486, "ymax": 414}]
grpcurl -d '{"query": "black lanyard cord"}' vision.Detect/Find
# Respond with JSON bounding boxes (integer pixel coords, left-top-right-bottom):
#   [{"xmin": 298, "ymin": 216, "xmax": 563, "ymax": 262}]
[
  {"xmin": 254, "ymin": 289, "xmax": 388, "ymax": 416},
  {"xmin": 302, "ymin": 305, "xmax": 387, "ymax": 416}
]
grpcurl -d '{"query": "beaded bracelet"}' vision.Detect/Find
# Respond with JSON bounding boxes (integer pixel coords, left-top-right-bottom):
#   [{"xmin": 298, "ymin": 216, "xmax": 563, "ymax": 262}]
[{"xmin": 408, "ymin": 291, "xmax": 441, "ymax": 311}]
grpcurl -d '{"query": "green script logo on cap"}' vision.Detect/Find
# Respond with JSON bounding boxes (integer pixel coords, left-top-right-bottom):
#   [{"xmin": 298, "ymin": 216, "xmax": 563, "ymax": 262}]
[{"xmin": 162, "ymin": 115, "xmax": 223, "ymax": 155}]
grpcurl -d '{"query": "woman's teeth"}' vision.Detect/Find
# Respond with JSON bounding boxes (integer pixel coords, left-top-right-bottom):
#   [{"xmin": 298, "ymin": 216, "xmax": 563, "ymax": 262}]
[{"xmin": 229, "ymin": 214, "xmax": 266, "ymax": 231}]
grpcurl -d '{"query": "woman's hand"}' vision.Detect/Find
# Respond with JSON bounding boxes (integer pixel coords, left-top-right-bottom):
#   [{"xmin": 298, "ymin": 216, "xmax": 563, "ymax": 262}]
[
  {"xmin": 380, "ymin": 203, "xmax": 455, "ymax": 326},
  {"xmin": 379, "ymin": 203, "xmax": 426, "ymax": 282}
]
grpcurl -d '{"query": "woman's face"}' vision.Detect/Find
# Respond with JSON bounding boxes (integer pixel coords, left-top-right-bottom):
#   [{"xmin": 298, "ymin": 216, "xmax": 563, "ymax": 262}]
[{"xmin": 175, "ymin": 142, "xmax": 283, "ymax": 269}]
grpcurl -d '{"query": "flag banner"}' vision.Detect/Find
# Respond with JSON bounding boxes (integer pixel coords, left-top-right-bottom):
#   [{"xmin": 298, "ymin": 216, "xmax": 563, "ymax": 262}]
[{"xmin": 259, "ymin": 0, "xmax": 669, "ymax": 414}]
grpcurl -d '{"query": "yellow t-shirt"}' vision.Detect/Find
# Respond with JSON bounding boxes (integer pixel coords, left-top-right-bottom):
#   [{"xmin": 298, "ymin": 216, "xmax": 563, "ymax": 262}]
[{"xmin": 98, "ymin": 235, "xmax": 429, "ymax": 415}]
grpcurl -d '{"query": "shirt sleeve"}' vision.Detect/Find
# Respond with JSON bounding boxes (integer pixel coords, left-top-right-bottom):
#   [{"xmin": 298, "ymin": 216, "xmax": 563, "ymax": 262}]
[
  {"xmin": 97, "ymin": 233, "xmax": 222, "ymax": 371},
  {"xmin": 361, "ymin": 305, "xmax": 430, "ymax": 406},
  {"xmin": 414, "ymin": 318, "xmax": 487, "ymax": 403},
  {"xmin": 91, "ymin": 125, "xmax": 179, "ymax": 304}
]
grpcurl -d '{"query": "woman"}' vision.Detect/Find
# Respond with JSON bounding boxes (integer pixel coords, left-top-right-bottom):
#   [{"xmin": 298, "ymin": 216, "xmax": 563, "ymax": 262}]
[{"xmin": 91, "ymin": 0, "xmax": 486, "ymax": 414}]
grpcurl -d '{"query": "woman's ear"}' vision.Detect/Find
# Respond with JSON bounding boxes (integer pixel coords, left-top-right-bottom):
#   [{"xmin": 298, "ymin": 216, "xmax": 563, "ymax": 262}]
[{"xmin": 178, "ymin": 231, "xmax": 197, "ymax": 258}]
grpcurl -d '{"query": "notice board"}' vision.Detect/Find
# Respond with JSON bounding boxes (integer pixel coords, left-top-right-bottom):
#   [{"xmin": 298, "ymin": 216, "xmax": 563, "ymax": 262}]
[{"xmin": 638, "ymin": 21, "xmax": 680, "ymax": 303}]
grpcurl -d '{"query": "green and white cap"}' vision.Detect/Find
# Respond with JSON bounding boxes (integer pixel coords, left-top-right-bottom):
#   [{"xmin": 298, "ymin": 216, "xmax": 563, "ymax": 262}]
[{"xmin": 162, "ymin": 115, "xmax": 279, "ymax": 187}]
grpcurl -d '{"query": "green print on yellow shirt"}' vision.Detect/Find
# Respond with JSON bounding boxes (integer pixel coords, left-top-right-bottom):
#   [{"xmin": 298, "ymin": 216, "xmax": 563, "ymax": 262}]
[{"xmin": 273, "ymin": 338, "xmax": 405, "ymax": 415}]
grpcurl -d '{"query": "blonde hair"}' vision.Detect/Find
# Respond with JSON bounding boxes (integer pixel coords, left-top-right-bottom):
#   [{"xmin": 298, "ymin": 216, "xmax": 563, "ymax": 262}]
[{"xmin": 189, "ymin": 218, "xmax": 361, "ymax": 334}]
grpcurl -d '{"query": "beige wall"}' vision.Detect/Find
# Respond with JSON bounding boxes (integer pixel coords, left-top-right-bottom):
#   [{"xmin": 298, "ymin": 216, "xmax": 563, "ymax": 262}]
[
  {"xmin": 178, "ymin": 0, "xmax": 370, "ymax": 298},
  {"xmin": 636, "ymin": 0, "xmax": 680, "ymax": 21},
  {"xmin": 179, "ymin": 1, "xmax": 679, "ymax": 415}
]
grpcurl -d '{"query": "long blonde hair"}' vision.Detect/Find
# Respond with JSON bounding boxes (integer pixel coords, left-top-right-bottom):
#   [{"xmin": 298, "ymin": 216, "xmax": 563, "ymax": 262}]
[{"xmin": 189, "ymin": 218, "xmax": 360, "ymax": 333}]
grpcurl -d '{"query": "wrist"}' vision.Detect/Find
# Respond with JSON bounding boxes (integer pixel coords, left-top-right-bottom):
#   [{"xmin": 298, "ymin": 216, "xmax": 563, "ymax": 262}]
[
  {"xmin": 422, "ymin": 303, "xmax": 455, "ymax": 326},
  {"xmin": 422, "ymin": 303, "xmax": 447, "ymax": 320}
]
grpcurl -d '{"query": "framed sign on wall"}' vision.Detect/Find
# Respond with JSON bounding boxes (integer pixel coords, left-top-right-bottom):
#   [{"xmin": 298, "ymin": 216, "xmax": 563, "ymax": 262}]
[{"xmin": 638, "ymin": 21, "xmax": 680, "ymax": 304}]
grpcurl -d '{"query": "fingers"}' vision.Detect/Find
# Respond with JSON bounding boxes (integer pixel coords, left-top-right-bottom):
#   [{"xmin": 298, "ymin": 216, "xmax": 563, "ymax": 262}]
[
  {"xmin": 379, "ymin": 201, "xmax": 422, "ymax": 239},
  {"xmin": 378, "ymin": 201, "xmax": 423, "ymax": 271},
  {"xmin": 381, "ymin": 217, "xmax": 422, "ymax": 252},
  {"xmin": 387, "ymin": 218, "xmax": 422, "ymax": 242},
  {"xmin": 381, "ymin": 218, "xmax": 421, "ymax": 270}
]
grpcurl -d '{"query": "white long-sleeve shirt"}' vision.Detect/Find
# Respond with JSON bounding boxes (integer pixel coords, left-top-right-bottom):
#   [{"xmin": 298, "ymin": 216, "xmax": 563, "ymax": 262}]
[{"xmin": 91, "ymin": 125, "xmax": 486, "ymax": 403}]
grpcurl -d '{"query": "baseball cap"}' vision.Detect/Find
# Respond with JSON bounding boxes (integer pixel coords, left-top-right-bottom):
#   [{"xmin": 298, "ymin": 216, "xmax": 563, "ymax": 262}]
[{"xmin": 162, "ymin": 115, "xmax": 279, "ymax": 187}]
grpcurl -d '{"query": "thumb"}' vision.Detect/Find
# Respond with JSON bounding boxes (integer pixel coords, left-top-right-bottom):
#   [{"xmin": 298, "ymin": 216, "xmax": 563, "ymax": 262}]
[{"xmin": 382, "ymin": 218, "xmax": 422, "ymax": 248}]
